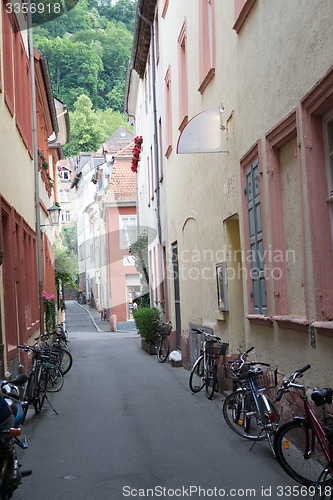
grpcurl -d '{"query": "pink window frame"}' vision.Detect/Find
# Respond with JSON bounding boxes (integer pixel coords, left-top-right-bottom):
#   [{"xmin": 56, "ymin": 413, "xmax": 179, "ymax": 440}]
[
  {"xmin": 164, "ymin": 66, "xmax": 172, "ymax": 158},
  {"xmin": 301, "ymin": 66, "xmax": 333, "ymax": 325},
  {"xmin": 178, "ymin": 20, "xmax": 188, "ymax": 131},
  {"xmin": 233, "ymin": 0, "xmax": 257, "ymax": 34},
  {"xmin": 161, "ymin": 0, "xmax": 169, "ymax": 19},
  {"xmin": 240, "ymin": 140, "xmax": 272, "ymax": 324},
  {"xmin": 198, "ymin": 0, "xmax": 216, "ymax": 94},
  {"xmin": 266, "ymin": 110, "xmax": 310, "ymax": 332}
]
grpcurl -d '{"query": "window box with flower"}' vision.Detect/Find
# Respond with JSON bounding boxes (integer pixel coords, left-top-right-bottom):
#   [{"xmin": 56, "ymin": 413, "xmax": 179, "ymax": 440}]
[{"xmin": 131, "ymin": 136, "xmax": 143, "ymax": 173}]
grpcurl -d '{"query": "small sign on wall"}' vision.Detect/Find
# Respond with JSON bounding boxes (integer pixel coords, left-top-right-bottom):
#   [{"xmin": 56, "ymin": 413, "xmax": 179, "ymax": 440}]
[{"xmin": 123, "ymin": 255, "xmax": 135, "ymax": 266}]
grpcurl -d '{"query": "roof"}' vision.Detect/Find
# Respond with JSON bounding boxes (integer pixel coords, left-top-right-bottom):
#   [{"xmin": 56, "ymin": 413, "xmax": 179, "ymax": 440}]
[
  {"xmin": 101, "ymin": 126, "xmax": 134, "ymax": 155},
  {"xmin": 131, "ymin": 0, "xmax": 157, "ymax": 79},
  {"xmin": 103, "ymin": 142, "xmax": 136, "ymax": 204}
]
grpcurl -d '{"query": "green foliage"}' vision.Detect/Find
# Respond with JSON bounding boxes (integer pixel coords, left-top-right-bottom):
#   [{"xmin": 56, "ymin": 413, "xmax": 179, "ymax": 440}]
[
  {"xmin": 133, "ymin": 307, "xmax": 160, "ymax": 343},
  {"xmin": 33, "ymin": 2, "xmax": 134, "ymax": 112},
  {"xmin": 54, "ymin": 246, "xmax": 78, "ymax": 291},
  {"xmin": 61, "ymin": 222, "xmax": 78, "ymax": 258},
  {"xmin": 129, "ymin": 231, "xmax": 149, "ymax": 297},
  {"xmin": 63, "ymin": 94, "xmax": 132, "ymax": 157},
  {"xmin": 43, "ymin": 291, "xmax": 56, "ymax": 333},
  {"xmin": 63, "ymin": 95, "xmax": 106, "ymax": 156}
]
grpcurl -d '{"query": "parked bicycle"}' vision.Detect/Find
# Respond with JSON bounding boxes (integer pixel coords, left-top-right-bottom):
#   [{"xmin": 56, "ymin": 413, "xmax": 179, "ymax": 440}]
[
  {"xmin": 273, "ymin": 364, "xmax": 333, "ymax": 487},
  {"xmin": 156, "ymin": 322, "xmax": 172, "ymax": 363},
  {"xmin": 18, "ymin": 345, "xmax": 63, "ymax": 423},
  {"xmin": 35, "ymin": 333, "xmax": 73, "ymax": 375},
  {"xmin": 189, "ymin": 327, "xmax": 228, "ymax": 399},
  {"xmin": 222, "ymin": 348, "xmax": 279, "ymax": 455}
]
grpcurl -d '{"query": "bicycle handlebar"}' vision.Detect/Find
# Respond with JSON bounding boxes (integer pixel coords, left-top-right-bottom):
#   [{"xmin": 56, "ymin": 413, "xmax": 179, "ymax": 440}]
[{"xmin": 275, "ymin": 364, "xmax": 311, "ymax": 402}]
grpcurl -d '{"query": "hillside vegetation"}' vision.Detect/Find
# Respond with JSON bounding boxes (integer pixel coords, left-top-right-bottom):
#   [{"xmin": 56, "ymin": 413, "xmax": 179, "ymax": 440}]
[{"xmin": 34, "ymin": 0, "xmax": 136, "ymax": 156}]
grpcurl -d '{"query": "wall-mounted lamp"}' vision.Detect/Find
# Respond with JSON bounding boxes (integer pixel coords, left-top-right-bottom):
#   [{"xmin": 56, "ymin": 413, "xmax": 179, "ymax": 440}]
[{"xmin": 40, "ymin": 204, "xmax": 61, "ymax": 230}]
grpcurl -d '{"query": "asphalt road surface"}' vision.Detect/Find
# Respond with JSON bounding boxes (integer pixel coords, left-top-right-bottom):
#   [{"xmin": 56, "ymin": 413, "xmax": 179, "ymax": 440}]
[{"xmin": 13, "ymin": 301, "xmax": 307, "ymax": 499}]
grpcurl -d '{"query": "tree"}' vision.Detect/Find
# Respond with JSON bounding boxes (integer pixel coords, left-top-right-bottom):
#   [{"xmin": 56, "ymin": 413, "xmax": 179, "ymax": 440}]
[
  {"xmin": 63, "ymin": 95, "xmax": 106, "ymax": 156},
  {"xmin": 61, "ymin": 222, "xmax": 78, "ymax": 258}
]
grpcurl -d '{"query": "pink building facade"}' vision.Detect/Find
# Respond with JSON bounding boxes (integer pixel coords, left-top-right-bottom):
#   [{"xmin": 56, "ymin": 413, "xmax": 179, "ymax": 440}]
[{"xmin": 103, "ymin": 143, "xmax": 140, "ymax": 323}]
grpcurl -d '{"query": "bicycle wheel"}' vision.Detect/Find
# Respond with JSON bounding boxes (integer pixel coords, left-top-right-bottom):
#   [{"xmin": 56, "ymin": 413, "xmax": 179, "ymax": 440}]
[
  {"xmin": 157, "ymin": 336, "xmax": 169, "ymax": 363},
  {"xmin": 56, "ymin": 348, "xmax": 73, "ymax": 375},
  {"xmin": 274, "ymin": 419, "xmax": 333, "ymax": 486},
  {"xmin": 205, "ymin": 357, "xmax": 217, "ymax": 400},
  {"xmin": 33, "ymin": 369, "xmax": 47, "ymax": 414},
  {"xmin": 46, "ymin": 364, "xmax": 64, "ymax": 393},
  {"xmin": 312, "ymin": 469, "xmax": 333, "ymax": 499},
  {"xmin": 21, "ymin": 374, "xmax": 34, "ymax": 424},
  {"xmin": 223, "ymin": 390, "xmax": 278, "ymax": 440},
  {"xmin": 189, "ymin": 355, "xmax": 205, "ymax": 393}
]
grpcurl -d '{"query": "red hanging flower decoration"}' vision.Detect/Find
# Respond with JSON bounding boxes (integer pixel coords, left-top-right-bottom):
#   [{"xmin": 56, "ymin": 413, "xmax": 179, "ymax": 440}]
[{"xmin": 131, "ymin": 136, "xmax": 143, "ymax": 173}]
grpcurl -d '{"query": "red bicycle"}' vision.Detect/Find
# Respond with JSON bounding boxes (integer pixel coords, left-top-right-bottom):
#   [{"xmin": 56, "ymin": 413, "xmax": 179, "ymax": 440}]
[{"xmin": 273, "ymin": 364, "xmax": 333, "ymax": 491}]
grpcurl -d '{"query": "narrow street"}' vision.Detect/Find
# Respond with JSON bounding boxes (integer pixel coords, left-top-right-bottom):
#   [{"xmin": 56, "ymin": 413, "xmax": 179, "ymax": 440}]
[{"xmin": 14, "ymin": 301, "xmax": 305, "ymax": 499}]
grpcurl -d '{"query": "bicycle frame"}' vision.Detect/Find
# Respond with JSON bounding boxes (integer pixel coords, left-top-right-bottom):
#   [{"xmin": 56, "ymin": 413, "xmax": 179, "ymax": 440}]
[
  {"xmin": 302, "ymin": 399, "xmax": 332, "ymax": 467},
  {"xmin": 247, "ymin": 374, "xmax": 276, "ymax": 427}
]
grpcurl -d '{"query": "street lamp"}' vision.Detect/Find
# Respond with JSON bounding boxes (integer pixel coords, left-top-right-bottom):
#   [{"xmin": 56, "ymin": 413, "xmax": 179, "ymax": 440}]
[{"xmin": 41, "ymin": 204, "xmax": 61, "ymax": 229}]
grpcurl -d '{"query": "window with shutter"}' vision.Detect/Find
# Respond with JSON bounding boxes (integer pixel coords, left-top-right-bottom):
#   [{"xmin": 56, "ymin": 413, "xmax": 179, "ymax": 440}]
[{"xmin": 245, "ymin": 160, "xmax": 267, "ymax": 314}]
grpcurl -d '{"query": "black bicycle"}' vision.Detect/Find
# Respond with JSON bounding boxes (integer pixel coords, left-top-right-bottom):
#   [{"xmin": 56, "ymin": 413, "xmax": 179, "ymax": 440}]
[
  {"xmin": 189, "ymin": 327, "xmax": 228, "ymax": 399},
  {"xmin": 156, "ymin": 322, "xmax": 172, "ymax": 363}
]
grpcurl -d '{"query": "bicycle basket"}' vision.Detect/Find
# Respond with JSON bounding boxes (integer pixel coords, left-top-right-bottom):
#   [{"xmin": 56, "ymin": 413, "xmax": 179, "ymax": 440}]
[
  {"xmin": 157, "ymin": 324, "xmax": 172, "ymax": 336},
  {"xmin": 206, "ymin": 342, "xmax": 229, "ymax": 356},
  {"xmin": 253, "ymin": 367, "xmax": 278, "ymax": 390}
]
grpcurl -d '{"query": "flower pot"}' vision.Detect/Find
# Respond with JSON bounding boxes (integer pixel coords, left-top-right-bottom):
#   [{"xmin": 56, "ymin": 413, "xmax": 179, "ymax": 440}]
[{"xmin": 141, "ymin": 338, "xmax": 156, "ymax": 355}]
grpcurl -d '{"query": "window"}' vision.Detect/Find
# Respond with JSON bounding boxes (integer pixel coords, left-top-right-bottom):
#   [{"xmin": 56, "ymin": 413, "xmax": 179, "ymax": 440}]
[
  {"xmin": 216, "ymin": 262, "xmax": 229, "ymax": 311},
  {"xmin": 60, "ymin": 190, "xmax": 70, "ymax": 203},
  {"xmin": 198, "ymin": 0, "xmax": 215, "ymax": 93},
  {"xmin": 59, "ymin": 170, "xmax": 70, "ymax": 181},
  {"xmin": 245, "ymin": 159, "xmax": 267, "ymax": 315},
  {"xmin": 323, "ymin": 110, "xmax": 333, "ymax": 250},
  {"xmin": 61, "ymin": 211, "xmax": 71, "ymax": 223},
  {"xmin": 178, "ymin": 20, "xmax": 188, "ymax": 130},
  {"xmin": 164, "ymin": 66, "xmax": 172, "ymax": 158},
  {"xmin": 301, "ymin": 68, "xmax": 333, "ymax": 323},
  {"xmin": 150, "ymin": 145, "xmax": 154, "ymax": 200},
  {"xmin": 119, "ymin": 215, "xmax": 137, "ymax": 250},
  {"xmin": 2, "ymin": 3, "xmax": 14, "ymax": 115},
  {"xmin": 14, "ymin": 25, "xmax": 33, "ymax": 155}
]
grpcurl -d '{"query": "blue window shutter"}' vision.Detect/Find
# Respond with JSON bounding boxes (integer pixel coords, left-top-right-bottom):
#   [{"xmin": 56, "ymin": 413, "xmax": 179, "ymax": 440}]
[{"xmin": 246, "ymin": 160, "xmax": 267, "ymax": 315}]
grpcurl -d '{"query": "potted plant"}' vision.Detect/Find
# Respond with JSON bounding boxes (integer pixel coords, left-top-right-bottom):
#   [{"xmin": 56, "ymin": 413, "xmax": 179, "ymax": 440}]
[{"xmin": 133, "ymin": 307, "xmax": 160, "ymax": 354}]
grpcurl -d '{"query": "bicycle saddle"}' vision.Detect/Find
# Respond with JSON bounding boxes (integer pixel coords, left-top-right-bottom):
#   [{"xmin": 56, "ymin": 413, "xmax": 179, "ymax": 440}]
[{"xmin": 311, "ymin": 388, "xmax": 333, "ymax": 406}]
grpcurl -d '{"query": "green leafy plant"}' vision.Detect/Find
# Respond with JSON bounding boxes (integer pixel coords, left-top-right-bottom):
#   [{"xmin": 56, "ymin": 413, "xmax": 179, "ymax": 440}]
[
  {"xmin": 129, "ymin": 230, "xmax": 149, "ymax": 298},
  {"xmin": 133, "ymin": 307, "xmax": 160, "ymax": 343},
  {"xmin": 42, "ymin": 291, "xmax": 56, "ymax": 332}
]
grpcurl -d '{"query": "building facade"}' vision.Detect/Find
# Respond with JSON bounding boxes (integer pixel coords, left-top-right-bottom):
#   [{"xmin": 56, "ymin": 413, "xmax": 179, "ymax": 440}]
[
  {"xmin": 0, "ymin": 8, "xmax": 69, "ymax": 376},
  {"xmin": 125, "ymin": 0, "xmax": 333, "ymax": 389}
]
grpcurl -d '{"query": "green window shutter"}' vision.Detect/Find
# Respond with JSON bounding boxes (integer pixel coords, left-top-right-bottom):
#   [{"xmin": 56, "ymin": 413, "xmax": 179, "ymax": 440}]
[{"xmin": 246, "ymin": 160, "xmax": 267, "ymax": 315}]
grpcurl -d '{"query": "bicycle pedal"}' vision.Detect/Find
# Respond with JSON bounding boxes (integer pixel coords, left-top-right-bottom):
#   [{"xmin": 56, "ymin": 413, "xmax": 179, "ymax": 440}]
[
  {"xmin": 21, "ymin": 469, "xmax": 32, "ymax": 477},
  {"xmin": 21, "ymin": 435, "xmax": 28, "ymax": 448}
]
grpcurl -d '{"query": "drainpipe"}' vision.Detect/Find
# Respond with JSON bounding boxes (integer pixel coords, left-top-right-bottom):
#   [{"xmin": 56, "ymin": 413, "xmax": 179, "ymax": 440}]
[
  {"xmin": 27, "ymin": 8, "xmax": 44, "ymax": 335},
  {"xmin": 138, "ymin": 9, "xmax": 165, "ymax": 312}
]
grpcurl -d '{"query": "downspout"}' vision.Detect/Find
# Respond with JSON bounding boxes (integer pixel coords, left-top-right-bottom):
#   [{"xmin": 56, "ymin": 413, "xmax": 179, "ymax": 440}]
[
  {"xmin": 138, "ymin": 10, "xmax": 165, "ymax": 312},
  {"xmin": 28, "ymin": 7, "xmax": 44, "ymax": 335}
]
